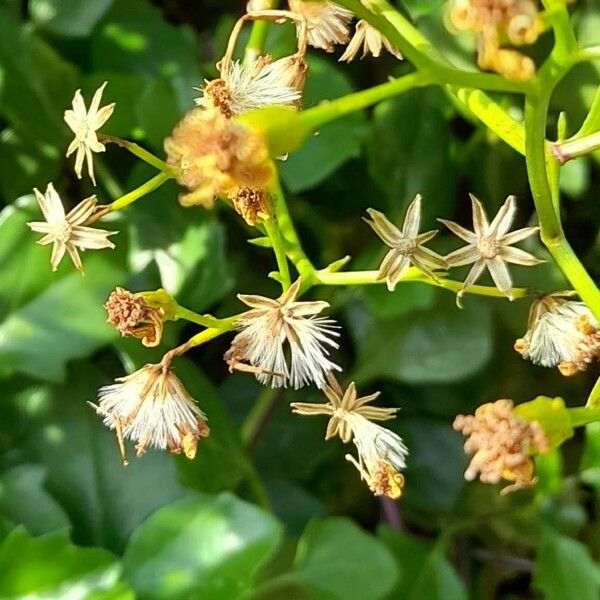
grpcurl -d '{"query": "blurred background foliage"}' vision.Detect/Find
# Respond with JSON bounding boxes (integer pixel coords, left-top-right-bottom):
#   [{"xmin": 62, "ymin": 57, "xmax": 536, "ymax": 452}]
[{"xmin": 0, "ymin": 0, "xmax": 600, "ymax": 598}]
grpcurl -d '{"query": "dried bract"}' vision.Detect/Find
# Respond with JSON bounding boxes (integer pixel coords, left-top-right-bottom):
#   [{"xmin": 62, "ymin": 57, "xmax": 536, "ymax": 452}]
[
  {"xmin": 225, "ymin": 278, "xmax": 341, "ymax": 389},
  {"xmin": 340, "ymin": 20, "xmax": 403, "ymax": 62},
  {"xmin": 105, "ymin": 287, "xmax": 165, "ymax": 347},
  {"xmin": 93, "ymin": 364, "xmax": 210, "ymax": 464},
  {"xmin": 515, "ymin": 294, "xmax": 600, "ymax": 376},
  {"xmin": 288, "ymin": 0, "xmax": 353, "ymax": 52},
  {"xmin": 291, "ymin": 372, "xmax": 397, "ymax": 443},
  {"xmin": 164, "ymin": 107, "xmax": 273, "ymax": 208},
  {"xmin": 454, "ymin": 399, "xmax": 549, "ymax": 494},
  {"xmin": 365, "ymin": 195, "xmax": 447, "ymax": 291},
  {"xmin": 27, "ymin": 183, "xmax": 116, "ymax": 273},
  {"xmin": 440, "ymin": 194, "xmax": 542, "ymax": 302}
]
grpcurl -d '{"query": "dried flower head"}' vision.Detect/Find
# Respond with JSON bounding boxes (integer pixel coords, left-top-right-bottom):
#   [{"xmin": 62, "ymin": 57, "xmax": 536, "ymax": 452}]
[
  {"xmin": 440, "ymin": 194, "xmax": 542, "ymax": 302},
  {"xmin": 339, "ymin": 19, "xmax": 403, "ymax": 62},
  {"xmin": 197, "ymin": 56, "xmax": 306, "ymax": 118},
  {"xmin": 515, "ymin": 294, "xmax": 600, "ymax": 376},
  {"xmin": 230, "ymin": 187, "xmax": 271, "ymax": 225},
  {"xmin": 291, "ymin": 372, "xmax": 397, "ymax": 442},
  {"xmin": 345, "ymin": 417, "xmax": 407, "ymax": 499},
  {"xmin": 288, "ymin": 0, "xmax": 353, "ymax": 52},
  {"xmin": 27, "ymin": 183, "xmax": 116, "ymax": 273},
  {"xmin": 164, "ymin": 107, "xmax": 273, "ymax": 208},
  {"xmin": 64, "ymin": 82, "xmax": 115, "ymax": 185},
  {"xmin": 447, "ymin": 0, "xmax": 540, "ymax": 80},
  {"xmin": 225, "ymin": 278, "xmax": 341, "ymax": 389},
  {"xmin": 454, "ymin": 399, "xmax": 549, "ymax": 494},
  {"xmin": 92, "ymin": 364, "xmax": 210, "ymax": 465},
  {"xmin": 105, "ymin": 287, "xmax": 165, "ymax": 347},
  {"xmin": 365, "ymin": 195, "xmax": 447, "ymax": 291}
]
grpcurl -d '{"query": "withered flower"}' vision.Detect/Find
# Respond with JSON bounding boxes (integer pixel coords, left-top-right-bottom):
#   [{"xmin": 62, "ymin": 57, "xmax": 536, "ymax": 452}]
[
  {"xmin": 292, "ymin": 373, "xmax": 406, "ymax": 499},
  {"xmin": 515, "ymin": 293, "xmax": 600, "ymax": 376},
  {"xmin": 288, "ymin": 0, "xmax": 353, "ymax": 52},
  {"xmin": 92, "ymin": 364, "xmax": 210, "ymax": 465},
  {"xmin": 454, "ymin": 399, "xmax": 549, "ymax": 494},
  {"xmin": 105, "ymin": 287, "xmax": 165, "ymax": 347},
  {"xmin": 340, "ymin": 20, "xmax": 403, "ymax": 62},
  {"xmin": 27, "ymin": 183, "xmax": 116, "ymax": 273},
  {"xmin": 447, "ymin": 0, "xmax": 540, "ymax": 80},
  {"xmin": 364, "ymin": 195, "xmax": 447, "ymax": 291},
  {"xmin": 164, "ymin": 107, "xmax": 273, "ymax": 208},
  {"xmin": 225, "ymin": 278, "xmax": 341, "ymax": 389},
  {"xmin": 440, "ymin": 194, "xmax": 542, "ymax": 302},
  {"xmin": 197, "ymin": 56, "xmax": 306, "ymax": 118},
  {"xmin": 230, "ymin": 187, "xmax": 272, "ymax": 226}
]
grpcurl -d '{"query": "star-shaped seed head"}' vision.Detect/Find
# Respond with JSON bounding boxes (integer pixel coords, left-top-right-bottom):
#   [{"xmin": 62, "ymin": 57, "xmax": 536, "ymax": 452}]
[
  {"xmin": 291, "ymin": 372, "xmax": 397, "ymax": 442},
  {"xmin": 64, "ymin": 82, "xmax": 115, "ymax": 186},
  {"xmin": 27, "ymin": 183, "xmax": 117, "ymax": 273},
  {"xmin": 364, "ymin": 194, "xmax": 447, "ymax": 291},
  {"xmin": 439, "ymin": 194, "xmax": 543, "ymax": 303}
]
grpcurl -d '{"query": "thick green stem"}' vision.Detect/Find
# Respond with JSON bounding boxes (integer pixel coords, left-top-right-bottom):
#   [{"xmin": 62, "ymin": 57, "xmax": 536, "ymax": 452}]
[
  {"xmin": 107, "ymin": 172, "xmax": 171, "ymax": 212},
  {"xmin": 569, "ymin": 406, "xmax": 600, "ymax": 427},
  {"xmin": 524, "ymin": 89, "xmax": 600, "ymax": 319},
  {"xmin": 553, "ymin": 131, "xmax": 600, "ymax": 164},
  {"xmin": 174, "ymin": 305, "xmax": 227, "ymax": 329},
  {"xmin": 263, "ymin": 216, "xmax": 291, "ymax": 289}
]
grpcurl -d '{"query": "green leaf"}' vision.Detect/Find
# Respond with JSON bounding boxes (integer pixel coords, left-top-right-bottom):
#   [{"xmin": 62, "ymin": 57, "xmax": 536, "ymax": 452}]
[
  {"xmin": 379, "ymin": 527, "xmax": 467, "ymax": 600},
  {"xmin": 122, "ymin": 493, "xmax": 283, "ymax": 600},
  {"xmin": 18, "ymin": 364, "xmax": 189, "ymax": 552},
  {"xmin": 0, "ymin": 210, "xmax": 127, "ymax": 381},
  {"xmin": 91, "ymin": 0, "xmax": 201, "ymax": 109},
  {"xmin": 354, "ymin": 294, "xmax": 492, "ymax": 384},
  {"xmin": 533, "ymin": 528, "xmax": 600, "ymax": 600},
  {"xmin": 0, "ymin": 465, "xmax": 69, "ymax": 535},
  {"xmin": 280, "ymin": 56, "xmax": 367, "ymax": 192},
  {"xmin": 580, "ymin": 422, "xmax": 600, "ymax": 489},
  {"xmin": 0, "ymin": 527, "xmax": 121, "ymax": 598},
  {"xmin": 127, "ymin": 175, "xmax": 233, "ymax": 312},
  {"xmin": 366, "ymin": 88, "xmax": 456, "ymax": 217},
  {"xmin": 289, "ymin": 518, "xmax": 398, "ymax": 600},
  {"xmin": 0, "ymin": 7, "xmax": 78, "ymax": 145},
  {"xmin": 30, "ymin": 0, "xmax": 116, "ymax": 37}
]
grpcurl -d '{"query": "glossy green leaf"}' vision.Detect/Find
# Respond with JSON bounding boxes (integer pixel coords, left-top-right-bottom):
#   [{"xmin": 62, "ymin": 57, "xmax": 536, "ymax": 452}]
[
  {"xmin": 280, "ymin": 56, "xmax": 367, "ymax": 192},
  {"xmin": 0, "ymin": 527, "xmax": 121, "ymax": 598},
  {"xmin": 379, "ymin": 527, "xmax": 467, "ymax": 600},
  {"xmin": 122, "ymin": 493, "xmax": 283, "ymax": 600},
  {"xmin": 18, "ymin": 364, "xmax": 189, "ymax": 552},
  {"xmin": 30, "ymin": 0, "xmax": 116, "ymax": 37},
  {"xmin": 354, "ymin": 294, "xmax": 492, "ymax": 384},
  {"xmin": 366, "ymin": 89, "xmax": 456, "ymax": 217},
  {"xmin": 0, "ymin": 219, "xmax": 127, "ymax": 381},
  {"xmin": 289, "ymin": 518, "xmax": 398, "ymax": 600},
  {"xmin": 0, "ymin": 7, "xmax": 78, "ymax": 145},
  {"xmin": 0, "ymin": 465, "xmax": 69, "ymax": 535},
  {"xmin": 533, "ymin": 528, "xmax": 600, "ymax": 600}
]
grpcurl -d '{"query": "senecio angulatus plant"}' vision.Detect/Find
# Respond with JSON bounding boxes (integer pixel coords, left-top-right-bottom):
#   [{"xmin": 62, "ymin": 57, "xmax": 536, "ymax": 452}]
[{"xmin": 26, "ymin": 0, "xmax": 600, "ymax": 498}]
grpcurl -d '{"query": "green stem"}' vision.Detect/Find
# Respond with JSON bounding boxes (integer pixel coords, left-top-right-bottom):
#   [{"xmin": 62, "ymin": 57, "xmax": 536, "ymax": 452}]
[
  {"xmin": 299, "ymin": 71, "xmax": 433, "ymax": 131},
  {"xmin": 553, "ymin": 131, "xmax": 600, "ymax": 164},
  {"xmin": 569, "ymin": 406, "xmax": 600, "ymax": 427},
  {"xmin": 174, "ymin": 305, "xmax": 228, "ymax": 329},
  {"xmin": 101, "ymin": 135, "xmax": 177, "ymax": 175},
  {"xmin": 263, "ymin": 216, "xmax": 291, "ymax": 289},
  {"xmin": 241, "ymin": 387, "xmax": 280, "ymax": 448},
  {"xmin": 316, "ymin": 268, "xmax": 530, "ymax": 299},
  {"xmin": 186, "ymin": 316, "xmax": 239, "ymax": 348},
  {"xmin": 585, "ymin": 377, "xmax": 600, "ymax": 410},
  {"xmin": 540, "ymin": 0, "xmax": 578, "ymax": 60},
  {"xmin": 107, "ymin": 172, "xmax": 171, "ymax": 212},
  {"xmin": 269, "ymin": 177, "xmax": 316, "ymax": 280},
  {"xmin": 524, "ymin": 89, "xmax": 600, "ymax": 319}
]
